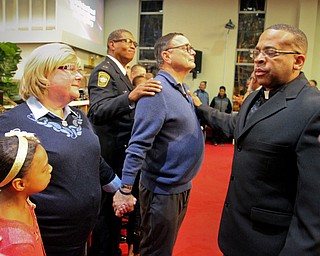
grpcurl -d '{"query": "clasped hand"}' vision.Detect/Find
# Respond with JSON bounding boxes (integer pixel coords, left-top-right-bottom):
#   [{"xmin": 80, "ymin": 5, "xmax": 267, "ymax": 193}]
[{"xmin": 113, "ymin": 190, "xmax": 137, "ymax": 217}]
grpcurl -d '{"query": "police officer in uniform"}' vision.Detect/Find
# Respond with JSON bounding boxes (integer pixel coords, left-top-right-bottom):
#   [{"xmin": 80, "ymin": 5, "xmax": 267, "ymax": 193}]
[{"xmin": 87, "ymin": 29, "xmax": 161, "ymax": 256}]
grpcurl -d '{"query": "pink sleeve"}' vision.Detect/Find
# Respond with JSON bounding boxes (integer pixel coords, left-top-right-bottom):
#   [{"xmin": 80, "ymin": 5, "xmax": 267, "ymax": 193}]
[{"xmin": 0, "ymin": 243, "xmax": 37, "ymax": 256}]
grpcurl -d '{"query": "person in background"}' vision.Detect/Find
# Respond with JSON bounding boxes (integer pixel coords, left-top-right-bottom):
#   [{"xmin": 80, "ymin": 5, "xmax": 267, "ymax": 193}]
[
  {"xmin": 0, "ymin": 43, "xmax": 121, "ymax": 256},
  {"xmin": 194, "ymin": 81, "xmax": 209, "ymax": 135},
  {"xmin": 132, "ymin": 75, "xmax": 148, "ymax": 89},
  {"xmin": 145, "ymin": 72, "xmax": 155, "ymax": 80},
  {"xmin": 0, "ymin": 131, "xmax": 52, "ymax": 256},
  {"xmin": 113, "ymin": 32, "xmax": 205, "ymax": 256},
  {"xmin": 234, "ymin": 71, "xmax": 261, "ymax": 106},
  {"xmin": 130, "ymin": 64, "xmax": 147, "ymax": 83},
  {"xmin": 242, "ymin": 71, "xmax": 262, "ymax": 101},
  {"xmin": 209, "ymin": 85, "xmax": 232, "ymax": 145},
  {"xmin": 194, "ymin": 81, "xmax": 209, "ymax": 105},
  {"xmin": 309, "ymin": 79, "xmax": 317, "ymax": 87},
  {"xmin": 126, "ymin": 65, "xmax": 132, "ymax": 81},
  {"xmin": 191, "ymin": 24, "xmax": 320, "ymax": 255},
  {"xmin": 87, "ymin": 29, "xmax": 161, "ymax": 256}
]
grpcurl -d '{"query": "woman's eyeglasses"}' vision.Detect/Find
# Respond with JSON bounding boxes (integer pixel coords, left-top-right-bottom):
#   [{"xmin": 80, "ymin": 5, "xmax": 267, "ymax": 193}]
[{"xmin": 58, "ymin": 64, "xmax": 83, "ymax": 76}]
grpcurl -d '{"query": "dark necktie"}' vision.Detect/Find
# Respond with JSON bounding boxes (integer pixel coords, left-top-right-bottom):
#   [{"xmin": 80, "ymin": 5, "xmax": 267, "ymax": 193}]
[
  {"xmin": 245, "ymin": 85, "xmax": 285, "ymax": 124},
  {"xmin": 245, "ymin": 91, "xmax": 267, "ymax": 122}
]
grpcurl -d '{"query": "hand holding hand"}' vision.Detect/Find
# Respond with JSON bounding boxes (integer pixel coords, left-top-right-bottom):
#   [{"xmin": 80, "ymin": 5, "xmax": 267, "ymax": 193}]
[
  {"xmin": 128, "ymin": 79, "xmax": 162, "ymax": 102},
  {"xmin": 113, "ymin": 190, "xmax": 137, "ymax": 217}
]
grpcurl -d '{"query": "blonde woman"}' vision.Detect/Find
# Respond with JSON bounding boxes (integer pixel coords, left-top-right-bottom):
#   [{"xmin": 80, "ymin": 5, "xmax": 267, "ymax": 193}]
[{"xmin": 0, "ymin": 43, "xmax": 121, "ymax": 256}]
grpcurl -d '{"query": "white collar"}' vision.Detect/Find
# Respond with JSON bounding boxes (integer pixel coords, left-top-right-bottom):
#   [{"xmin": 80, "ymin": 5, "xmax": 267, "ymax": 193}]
[
  {"xmin": 26, "ymin": 96, "xmax": 76, "ymax": 120},
  {"xmin": 107, "ymin": 55, "xmax": 127, "ymax": 76}
]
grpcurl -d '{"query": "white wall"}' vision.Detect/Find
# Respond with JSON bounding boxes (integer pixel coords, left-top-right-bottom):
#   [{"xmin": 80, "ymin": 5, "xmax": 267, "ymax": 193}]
[
  {"xmin": 162, "ymin": 0, "xmax": 238, "ymax": 99},
  {"xmin": 104, "ymin": 0, "xmax": 140, "ymax": 64},
  {"xmin": 312, "ymin": 1, "xmax": 320, "ymax": 81},
  {"xmin": 297, "ymin": 0, "xmax": 320, "ymax": 81}
]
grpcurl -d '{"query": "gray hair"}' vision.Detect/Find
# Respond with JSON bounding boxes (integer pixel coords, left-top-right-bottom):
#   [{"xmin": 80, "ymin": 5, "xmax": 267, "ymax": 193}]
[{"xmin": 154, "ymin": 32, "xmax": 184, "ymax": 68}]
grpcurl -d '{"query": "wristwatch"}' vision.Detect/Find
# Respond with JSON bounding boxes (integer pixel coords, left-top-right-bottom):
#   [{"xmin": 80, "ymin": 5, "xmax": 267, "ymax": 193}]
[
  {"xmin": 121, "ymin": 184, "xmax": 133, "ymax": 190},
  {"xmin": 119, "ymin": 184, "xmax": 133, "ymax": 195}
]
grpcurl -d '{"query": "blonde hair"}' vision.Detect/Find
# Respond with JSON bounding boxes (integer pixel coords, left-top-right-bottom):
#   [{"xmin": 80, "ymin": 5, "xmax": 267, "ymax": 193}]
[{"xmin": 20, "ymin": 43, "xmax": 79, "ymax": 100}]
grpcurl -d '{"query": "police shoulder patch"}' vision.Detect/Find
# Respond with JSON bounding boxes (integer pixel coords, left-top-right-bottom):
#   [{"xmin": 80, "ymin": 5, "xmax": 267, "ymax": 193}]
[{"xmin": 98, "ymin": 72, "xmax": 110, "ymax": 87}]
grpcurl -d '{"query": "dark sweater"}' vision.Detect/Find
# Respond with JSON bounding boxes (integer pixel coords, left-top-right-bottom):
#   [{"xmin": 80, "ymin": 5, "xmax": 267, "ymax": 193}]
[
  {"xmin": 121, "ymin": 70, "xmax": 205, "ymax": 194},
  {"xmin": 0, "ymin": 102, "xmax": 115, "ymax": 255},
  {"xmin": 210, "ymin": 94, "xmax": 232, "ymax": 113}
]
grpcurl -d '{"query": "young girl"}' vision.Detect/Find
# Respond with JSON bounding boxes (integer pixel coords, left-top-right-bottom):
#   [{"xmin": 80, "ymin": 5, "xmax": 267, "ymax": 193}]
[{"xmin": 0, "ymin": 129, "xmax": 52, "ymax": 256}]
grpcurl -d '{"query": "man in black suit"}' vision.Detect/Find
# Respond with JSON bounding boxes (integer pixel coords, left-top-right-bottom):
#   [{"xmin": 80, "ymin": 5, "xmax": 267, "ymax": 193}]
[
  {"xmin": 87, "ymin": 29, "xmax": 161, "ymax": 256},
  {"xmin": 191, "ymin": 24, "xmax": 320, "ymax": 255}
]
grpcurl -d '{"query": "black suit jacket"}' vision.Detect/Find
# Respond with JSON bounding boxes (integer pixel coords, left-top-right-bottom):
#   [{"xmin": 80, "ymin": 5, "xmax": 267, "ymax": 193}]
[
  {"xmin": 88, "ymin": 56, "xmax": 134, "ymax": 175},
  {"xmin": 197, "ymin": 73, "xmax": 320, "ymax": 255}
]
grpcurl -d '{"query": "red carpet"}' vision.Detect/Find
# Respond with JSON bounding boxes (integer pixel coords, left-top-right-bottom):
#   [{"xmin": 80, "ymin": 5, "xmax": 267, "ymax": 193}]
[
  {"xmin": 121, "ymin": 142, "xmax": 233, "ymax": 256},
  {"xmin": 173, "ymin": 142, "xmax": 233, "ymax": 256}
]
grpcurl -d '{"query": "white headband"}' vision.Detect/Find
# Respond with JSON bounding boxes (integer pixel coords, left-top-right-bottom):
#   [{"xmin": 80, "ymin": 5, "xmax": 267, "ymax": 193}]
[{"xmin": 0, "ymin": 129, "xmax": 37, "ymax": 187}]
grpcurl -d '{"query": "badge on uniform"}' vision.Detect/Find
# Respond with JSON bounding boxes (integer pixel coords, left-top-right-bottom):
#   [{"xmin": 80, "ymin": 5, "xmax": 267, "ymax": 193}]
[{"xmin": 98, "ymin": 72, "xmax": 110, "ymax": 87}]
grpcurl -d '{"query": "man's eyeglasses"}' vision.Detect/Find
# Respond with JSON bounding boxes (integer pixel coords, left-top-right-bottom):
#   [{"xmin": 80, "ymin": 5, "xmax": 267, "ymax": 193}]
[
  {"xmin": 58, "ymin": 64, "xmax": 82, "ymax": 76},
  {"xmin": 250, "ymin": 48, "xmax": 300, "ymax": 59},
  {"xmin": 113, "ymin": 38, "xmax": 139, "ymax": 47},
  {"xmin": 165, "ymin": 44, "xmax": 195, "ymax": 54}
]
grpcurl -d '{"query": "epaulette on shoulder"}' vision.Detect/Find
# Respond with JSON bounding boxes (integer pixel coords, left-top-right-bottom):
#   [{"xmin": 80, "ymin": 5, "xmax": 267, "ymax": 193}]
[{"xmin": 101, "ymin": 61, "xmax": 111, "ymax": 70}]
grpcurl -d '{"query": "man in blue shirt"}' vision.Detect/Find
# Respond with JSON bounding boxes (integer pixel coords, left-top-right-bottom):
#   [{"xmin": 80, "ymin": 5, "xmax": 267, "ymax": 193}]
[
  {"xmin": 194, "ymin": 81, "xmax": 209, "ymax": 105},
  {"xmin": 194, "ymin": 81, "xmax": 210, "ymax": 135},
  {"xmin": 113, "ymin": 32, "xmax": 205, "ymax": 255}
]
